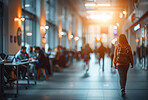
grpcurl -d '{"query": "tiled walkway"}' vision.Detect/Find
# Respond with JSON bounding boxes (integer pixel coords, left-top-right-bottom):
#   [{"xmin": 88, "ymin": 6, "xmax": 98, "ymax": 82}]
[{"xmin": 6, "ymin": 54, "xmax": 148, "ymax": 100}]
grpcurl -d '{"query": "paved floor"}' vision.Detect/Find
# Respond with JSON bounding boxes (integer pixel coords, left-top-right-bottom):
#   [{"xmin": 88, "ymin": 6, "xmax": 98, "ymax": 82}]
[{"xmin": 3, "ymin": 54, "xmax": 148, "ymax": 100}]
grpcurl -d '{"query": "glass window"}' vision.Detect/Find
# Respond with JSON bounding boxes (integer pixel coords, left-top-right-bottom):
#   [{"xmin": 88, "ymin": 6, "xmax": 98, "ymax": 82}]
[
  {"xmin": 22, "ymin": 0, "xmax": 36, "ymax": 14},
  {"xmin": 46, "ymin": 1, "xmax": 49, "ymax": 20},
  {"xmin": 46, "ymin": 0, "xmax": 55, "ymax": 23},
  {"xmin": 71, "ymin": 15, "xmax": 75, "ymax": 34},
  {"xmin": 0, "ymin": 6, "xmax": 3, "ymax": 53},
  {"xmin": 62, "ymin": 7, "xmax": 67, "ymax": 29},
  {"xmin": 22, "ymin": 16, "xmax": 36, "ymax": 50}
]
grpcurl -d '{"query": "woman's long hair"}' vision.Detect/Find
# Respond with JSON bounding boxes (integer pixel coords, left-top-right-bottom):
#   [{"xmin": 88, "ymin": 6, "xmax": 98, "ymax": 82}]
[{"xmin": 118, "ymin": 34, "xmax": 129, "ymax": 46}]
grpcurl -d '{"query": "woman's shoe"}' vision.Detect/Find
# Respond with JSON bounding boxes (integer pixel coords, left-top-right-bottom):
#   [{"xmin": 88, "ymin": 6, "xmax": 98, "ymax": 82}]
[{"xmin": 121, "ymin": 90, "xmax": 125, "ymax": 97}]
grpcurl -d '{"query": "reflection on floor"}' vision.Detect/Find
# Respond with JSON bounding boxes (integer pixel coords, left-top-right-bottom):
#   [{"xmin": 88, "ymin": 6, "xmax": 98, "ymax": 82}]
[{"xmin": 4, "ymin": 54, "xmax": 148, "ymax": 100}]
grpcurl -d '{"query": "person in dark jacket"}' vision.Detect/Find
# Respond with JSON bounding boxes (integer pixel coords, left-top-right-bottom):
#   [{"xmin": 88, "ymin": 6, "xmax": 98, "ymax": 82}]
[
  {"xmin": 35, "ymin": 47, "xmax": 50, "ymax": 75},
  {"xmin": 110, "ymin": 43, "xmax": 115, "ymax": 68},
  {"xmin": 83, "ymin": 44, "xmax": 92, "ymax": 71},
  {"xmin": 98, "ymin": 42, "xmax": 107, "ymax": 71}
]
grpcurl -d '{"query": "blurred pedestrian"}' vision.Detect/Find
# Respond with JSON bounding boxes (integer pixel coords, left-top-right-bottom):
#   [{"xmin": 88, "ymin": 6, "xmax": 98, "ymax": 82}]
[
  {"xmin": 114, "ymin": 34, "xmax": 133, "ymax": 96},
  {"xmin": 98, "ymin": 42, "xmax": 107, "ymax": 71},
  {"xmin": 110, "ymin": 43, "xmax": 115, "ymax": 68},
  {"xmin": 83, "ymin": 44, "xmax": 92, "ymax": 71}
]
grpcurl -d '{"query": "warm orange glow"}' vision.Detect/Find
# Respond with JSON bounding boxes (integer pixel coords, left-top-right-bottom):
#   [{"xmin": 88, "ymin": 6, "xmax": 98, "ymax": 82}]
[
  {"xmin": 95, "ymin": 37, "xmax": 101, "ymax": 42},
  {"xmin": 58, "ymin": 22, "xmax": 62, "ymax": 39},
  {"xmin": 74, "ymin": 36, "xmax": 79, "ymax": 41},
  {"xmin": 87, "ymin": 12, "xmax": 112, "ymax": 22},
  {"xmin": 69, "ymin": 35, "xmax": 73, "ymax": 39},
  {"xmin": 42, "ymin": 38, "xmax": 46, "ymax": 43},
  {"xmin": 40, "ymin": 26, "xmax": 46, "ymax": 34},
  {"xmin": 123, "ymin": 11, "xmax": 127, "ymax": 15},
  {"xmin": 142, "ymin": 37, "xmax": 145, "ymax": 41},
  {"xmin": 14, "ymin": 18, "xmax": 20, "ymax": 21},
  {"xmin": 17, "ymin": 6, "xmax": 22, "ymax": 28},
  {"xmin": 85, "ymin": 3, "xmax": 111, "ymax": 7},
  {"xmin": 135, "ymin": 39, "xmax": 139, "ymax": 42},
  {"xmin": 40, "ymin": 11, "xmax": 46, "ymax": 34},
  {"xmin": 68, "ymin": 25, "xmax": 73, "ymax": 40},
  {"xmin": 26, "ymin": 33, "xmax": 32, "ymax": 36},
  {"xmin": 45, "ymin": 26, "xmax": 49, "ymax": 29},
  {"xmin": 21, "ymin": 17, "xmax": 25, "ymax": 21},
  {"xmin": 116, "ymin": 23, "xmax": 119, "ymax": 27}
]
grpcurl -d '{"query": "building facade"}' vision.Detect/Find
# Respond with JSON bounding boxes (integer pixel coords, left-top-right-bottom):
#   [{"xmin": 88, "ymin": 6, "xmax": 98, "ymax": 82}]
[{"xmin": 0, "ymin": 0, "xmax": 83, "ymax": 54}]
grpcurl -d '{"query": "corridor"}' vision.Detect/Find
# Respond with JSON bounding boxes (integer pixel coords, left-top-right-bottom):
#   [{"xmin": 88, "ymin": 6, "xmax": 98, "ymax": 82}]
[{"xmin": 8, "ymin": 54, "xmax": 148, "ymax": 100}]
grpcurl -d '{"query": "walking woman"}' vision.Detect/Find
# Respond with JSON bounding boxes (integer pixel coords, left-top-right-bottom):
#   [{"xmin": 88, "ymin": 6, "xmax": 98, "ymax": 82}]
[{"xmin": 114, "ymin": 34, "xmax": 133, "ymax": 96}]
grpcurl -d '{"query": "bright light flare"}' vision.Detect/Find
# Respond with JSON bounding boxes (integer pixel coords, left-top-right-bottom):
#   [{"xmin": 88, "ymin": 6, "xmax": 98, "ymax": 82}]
[
  {"xmin": 45, "ymin": 26, "xmax": 49, "ymax": 29},
  {"xmin": 116, "ymin": 23, "xmax": 119, "ymax": 27},
  {"xmin": 85, "ymin": 3, "xmax": 111, "ymax": 7},
  {"xmin": 74, "ymin": 36, "xmax": 79, "ymax": 41},
  {"xmin": 97, "ymin": 4, "xmax": 111, "ymax": 6},
  {"xmin": 21, "ymin": 17, "xmax": 25, "ymax": 21},
  {"xmin": 123, "ymin": 11, "xmax": 127, "ymax": 15},
  {"xmin": 26, "ymin": 33, "xmax": 32, "ymax": 36},
  {"xmin": 135, "ymin": 39, "xmax": 139, "ymax": 42},
  {"xmin": 112, "ymin": 38, "xmax": 117, "ymax": 44},
  {"xmin": 87, "ymin": 13, "xmax": 112, "ymax": 21},
  {"xmin": 113, "ymin": 26, "xmax": 117, "ymax": 29},
  {"xmin": 69, "ymin": 35, "xmax": 73, "ymax": 39},
  {"xmin": 60, "ymin": 32, "xmax": 66, "ymax": 36},
  {"xmin": 85, "ymin": 3, "xmax": 96, "ymax": 7},
  {"xmin": 25, "ymin": 4, "xmax": 30, "ymax": 7},
  {"xmin": 95, "ymin": 37, "xmax": 101, "ymax": 42},
  {"xmin": 14, "ymin": 18, "xmax": 20, "ymax": 21},
  {"xmin": 40, "ymin": 26, "xmax": 44, "ymax": 30}
]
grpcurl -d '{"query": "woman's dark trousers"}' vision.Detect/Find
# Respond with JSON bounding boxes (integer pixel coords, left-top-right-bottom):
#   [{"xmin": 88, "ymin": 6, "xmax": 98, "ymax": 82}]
[{"xmin": 117, "ymin": 65, "xmax": 129, "ymax": 89}]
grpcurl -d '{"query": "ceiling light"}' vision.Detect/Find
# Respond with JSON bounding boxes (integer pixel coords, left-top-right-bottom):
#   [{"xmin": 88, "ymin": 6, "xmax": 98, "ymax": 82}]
[
  {"xmin": 26, "ymin": 33, "xmax": 32, "ymax": 36},
  {"xmin": 85, "ymin": 3, "xmax": 96, "ymax": 7},
  {"xmin": 21, "ymin": 17, "xmax": 25, "ymax": 21},
  {"xmin": 25, "ymin": 4, "xmax": 30, "ymax": 7},
  {"xmin": 123, "ymin": 11, "xmax": 127, "ymax": 15},
  {"xmin": 60, "ymin": 32, "xmax": 66, "ymax": 36},
  {"xmin": 97, "ymin": 4, "xmax": 111, "ymax": 6},
  {"xmin": 74, "ymin": 36, "xmax": 79, "ymax": 41},
  {"xmin": 45, "ymin": 26, "xmax": 49, "ymax": 29},
  {"xmin": 113, "ymin": 26, "xmax": 117, "ymax": 30}
]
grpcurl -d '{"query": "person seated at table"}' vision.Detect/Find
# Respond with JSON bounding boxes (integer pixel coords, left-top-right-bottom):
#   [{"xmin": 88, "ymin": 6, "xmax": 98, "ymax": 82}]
[
  {"xmin": 52, "ymin": 46, "xmax": 63, "ymax": 71},
  {"xmin": 29, "ymin": 46, "xmax": 37, "ymax": 76},
  {"xmin": 16, "ymin": 46, "xmax": 29, "ymax": 79},
  {"xmin": 35, "ymin": 47, "xmax": 50, "ymax": 76},
  {"xmin": 46, "ymin": 47, "xmax": 51, "ymax": 56},
  {"xmin": 29, "ymin": 46, "xmax": 36, "ymax": 58},
  {"xmin": 0, "ymin": 55, "xmax": 15, "ymax": 85}
]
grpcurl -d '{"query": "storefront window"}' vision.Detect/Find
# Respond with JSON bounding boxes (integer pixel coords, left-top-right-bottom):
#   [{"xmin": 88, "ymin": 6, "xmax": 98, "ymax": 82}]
[{"xmin": 22, "ymin": 0, "xmax": 36, "ymax": 14}]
